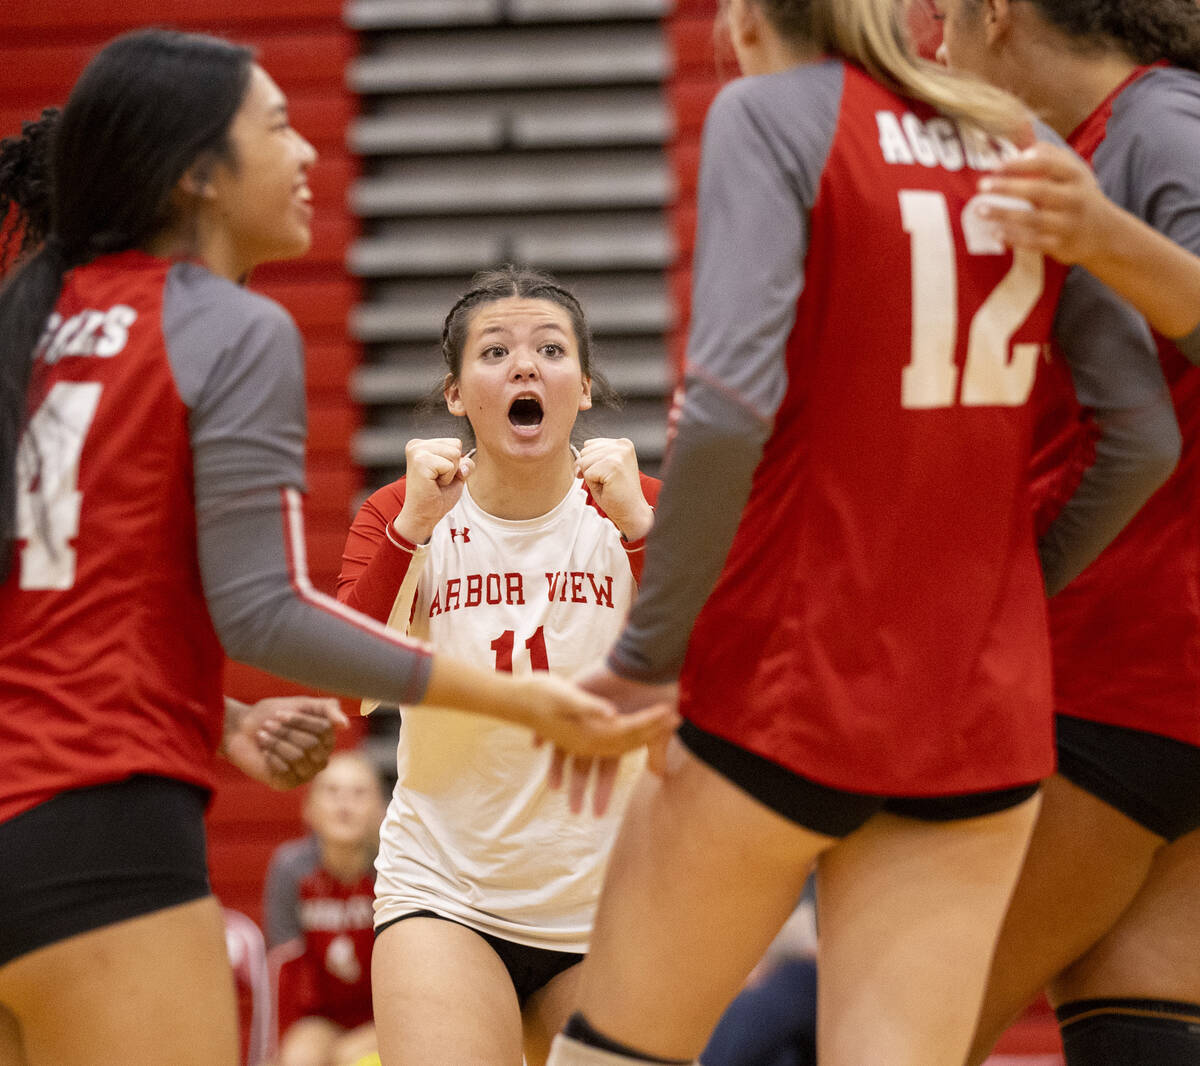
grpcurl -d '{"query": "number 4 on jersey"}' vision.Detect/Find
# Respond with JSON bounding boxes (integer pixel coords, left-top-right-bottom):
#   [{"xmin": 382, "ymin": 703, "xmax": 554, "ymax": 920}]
[
  {"xmin": 899, "ymin": 189, "xmax": 1045, "ymax": 410},
  {"xmin": 16, "ymin": 381, "xmax": 102, "ymax": 590}
]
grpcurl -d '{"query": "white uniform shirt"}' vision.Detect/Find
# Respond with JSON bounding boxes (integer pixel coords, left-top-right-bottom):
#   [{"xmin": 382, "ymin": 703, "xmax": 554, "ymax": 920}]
[{"xmin": 372, "ymin": 480, "xmax": 646, "ymax": 950}]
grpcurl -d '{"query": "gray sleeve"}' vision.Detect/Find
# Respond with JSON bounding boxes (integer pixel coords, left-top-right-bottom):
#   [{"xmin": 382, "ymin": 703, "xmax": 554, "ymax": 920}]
[
  {"xmin": 165, "ymin": 264, "xmax": 308, "ymax": 499},
  {"xmin": 1099, "ymin": 70, "xmax": 1200, "ymax": 354},
  {"xmin": 262, "ymin": 835, "xmax": 320, "ymax": 947},
  {"xmin": 609, "ymin": 69, "xmax": 840, "ymax": 681},
  {"xmin": 166, "ymin": 266, "xmax": 433, "ymax": 704},
  {"xmin": 197, "ymin": 486, "xmax": 433, "ymax": 705},
  {"xmin": 1110, "ymin": 71, "xmax": 1200, "ymax": 258},
  {"xmin": 1040, "ymin": 266, "xmax": 1181, "ymax": 594}
]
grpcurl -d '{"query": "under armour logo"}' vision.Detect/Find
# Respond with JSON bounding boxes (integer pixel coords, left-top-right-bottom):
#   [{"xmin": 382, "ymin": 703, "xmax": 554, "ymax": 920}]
[{"xmin": 450, "ymin": 526, "xmax": 471, "ymax": 543}]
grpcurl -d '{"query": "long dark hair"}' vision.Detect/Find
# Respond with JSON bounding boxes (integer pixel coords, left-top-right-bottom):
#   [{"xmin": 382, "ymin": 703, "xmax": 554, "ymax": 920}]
[
  {"xmin": 0, "ymin": 29, "xmax": 254, "ymax": 580},
  {"xmin": 1018, "ymin": 0, "xmax": 1200, "ymax": 71}
]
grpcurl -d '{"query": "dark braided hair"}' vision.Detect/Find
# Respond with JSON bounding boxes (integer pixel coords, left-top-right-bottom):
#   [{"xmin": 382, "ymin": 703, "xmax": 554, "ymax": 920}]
[
  {"xmin": 440, "ymin": 265, "xmax": 617, "ymax": 405},
  {"xmin": 441, "ymin": 267, "xmax": 595, "ymax": 377},
  {"xmin": 0, "ymin": 108, "xmax": 57, "ymax": 273},
  {"xmin": 1019, "ymin": 0, "xmax": 1200, "ymax": 71}
]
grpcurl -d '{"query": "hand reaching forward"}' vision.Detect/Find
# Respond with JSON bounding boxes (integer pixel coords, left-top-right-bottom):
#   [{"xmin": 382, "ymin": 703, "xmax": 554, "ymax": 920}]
[
  {"xmin": 546, "ymin": 665, "xmax": 680, "ymax": 816},
  {"xmin": 393, "ymin": 437, "xmax": 475, "ymax": 545},
  {"xmin": 576, "ymin": 437, "xmax": 654, "ymax": 542},
  {"xmin": 223, "ymin": 696, "xmax": 349, "ymax": 789}
]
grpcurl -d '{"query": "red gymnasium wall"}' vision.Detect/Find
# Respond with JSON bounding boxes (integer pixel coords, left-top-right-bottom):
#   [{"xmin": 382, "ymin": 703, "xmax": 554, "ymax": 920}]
[
  {"xmin": 0, "ymin": 0, "xmax": 362, "ymax": 923},
  {"xmin": 665, "ymin": 0, "xmax": 722, "ymax": 375}
]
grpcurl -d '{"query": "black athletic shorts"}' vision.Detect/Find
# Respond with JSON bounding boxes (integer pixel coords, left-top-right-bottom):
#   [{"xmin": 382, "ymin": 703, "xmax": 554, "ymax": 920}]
[
  {"xmin": 0, "ymin": 775, "xmax": 211, "ymax": 968},
  {"xmin": 375, "ymin": 911, "xmax": 583, "ymax": 1006},
  {"xmin": 679, "ymin": 720, "xmax": 1041, "ymax": 838},
  {"xmin": 1056, "ymin": 714, "xmax": 1200, "ymax": 842}
]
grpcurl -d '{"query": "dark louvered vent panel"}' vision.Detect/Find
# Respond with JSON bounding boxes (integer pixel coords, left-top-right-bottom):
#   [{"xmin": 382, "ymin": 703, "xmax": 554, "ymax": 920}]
[{"xmin": 346, "ymin": 0, "xmax": 675, "ymax": 486}]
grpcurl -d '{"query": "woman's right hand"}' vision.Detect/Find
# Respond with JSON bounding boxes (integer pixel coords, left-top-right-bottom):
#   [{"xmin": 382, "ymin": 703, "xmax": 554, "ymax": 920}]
[
  {"xmin": 523, "ymin": 671, "xmax": 679, "ymax": 816},
  {"xmin": 520, "ymin": 671, "xmax": 678, "ymax": 755},
  {"xmin": 392, "ymin": 437, "xmax": 474, "ymax": 544},
  {"xmin": 423, "ymin": 658, "xmax": 677, "ymax": 755},
  {"xmin": 421, "ymin": 658, "xmax": 677, "ymax": 815}
]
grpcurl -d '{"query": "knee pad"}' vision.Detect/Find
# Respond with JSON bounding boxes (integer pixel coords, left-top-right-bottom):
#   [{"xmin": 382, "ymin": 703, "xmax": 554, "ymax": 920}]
[
  {"xmin": 1057, "ymin": 997, "xmax": 1200, "ymax": 1066},
  {"xmin": 546, "ymin": 1013, "xmax": 695, "ymax": 1065}
]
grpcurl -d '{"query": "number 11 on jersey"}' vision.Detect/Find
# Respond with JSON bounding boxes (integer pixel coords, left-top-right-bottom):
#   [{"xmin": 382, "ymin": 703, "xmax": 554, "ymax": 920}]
[{"xmin": 490, "ymin": 626, "xmax": 550, "ymax": 672}]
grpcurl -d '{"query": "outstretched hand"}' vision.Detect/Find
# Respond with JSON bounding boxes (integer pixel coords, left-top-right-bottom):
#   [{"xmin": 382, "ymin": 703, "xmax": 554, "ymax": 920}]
[
  {"xmin": 543, "ymin": 664, "xmax": 679, "ymax": 816},
  {"xmin": 223, "ymin": 696, "xmax": 349, "ymax": 789}
]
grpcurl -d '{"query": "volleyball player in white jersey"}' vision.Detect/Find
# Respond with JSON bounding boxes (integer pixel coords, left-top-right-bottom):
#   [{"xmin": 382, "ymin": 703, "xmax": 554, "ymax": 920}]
[{"xmin": 336, "ymin": 267, "xmax": 662, "ymax": 1066}]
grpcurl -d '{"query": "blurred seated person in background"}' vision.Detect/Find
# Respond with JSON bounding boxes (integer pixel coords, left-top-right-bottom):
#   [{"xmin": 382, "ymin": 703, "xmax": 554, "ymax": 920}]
[{"xmin": 271, "ymin": 752, "xmax": 386, "ymax": 1066}]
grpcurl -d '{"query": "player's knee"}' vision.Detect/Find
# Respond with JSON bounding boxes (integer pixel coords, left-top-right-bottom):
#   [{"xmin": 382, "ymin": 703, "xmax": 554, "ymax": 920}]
[
  {"xmin": 1057, "ymin": 997, "xmax": 1200, "ymax": 1066},
  {"xmin": 546, "ymin": 1013, "xmax": 695, "ymax": 1065}
]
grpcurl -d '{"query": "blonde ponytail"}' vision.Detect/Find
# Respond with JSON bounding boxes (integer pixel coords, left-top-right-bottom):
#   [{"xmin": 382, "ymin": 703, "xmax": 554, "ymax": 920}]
[{"xmin": 763, "ymin": 0, "xmax": 1030, "ymax": 139}]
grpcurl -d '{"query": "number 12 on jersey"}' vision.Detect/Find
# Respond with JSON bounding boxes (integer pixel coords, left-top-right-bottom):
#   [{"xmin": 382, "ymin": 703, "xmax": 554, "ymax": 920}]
[{"xmin": 899, "ymin": 189, "xmax": 1046, "ymax": 410}]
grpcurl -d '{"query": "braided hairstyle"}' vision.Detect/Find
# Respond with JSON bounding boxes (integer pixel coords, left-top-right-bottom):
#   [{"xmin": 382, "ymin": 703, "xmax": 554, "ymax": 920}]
[
  {"xmin": 438, "ymin": 265, "xmax": 618, "ymax": 420},
  {"xmin": 1021, "ymin": 0, "xmax": 1200, "ymax": 71},
  {"xmin": 0, "ymin": 108, "xmax": 57, "ymax": 272},
  {"xmin": 0, "ymin": 29, "xmax": 253, "ymax": 581},
  {"xmin": 441, "ymin": 267, "xmax": 595, "ymax": 378}
]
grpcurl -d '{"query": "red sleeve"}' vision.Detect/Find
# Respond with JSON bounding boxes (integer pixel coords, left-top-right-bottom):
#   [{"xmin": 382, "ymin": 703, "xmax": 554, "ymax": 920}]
[
  {"xmin": 336, "ymin": 479, "xmax": 420, "ymax": 621},
  {"xmin": 584, "ymin": 473, "xmax": 662, "ymax": 586}
]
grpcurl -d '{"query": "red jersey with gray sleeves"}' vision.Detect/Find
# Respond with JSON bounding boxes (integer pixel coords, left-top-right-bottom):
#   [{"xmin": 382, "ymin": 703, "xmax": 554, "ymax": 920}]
[
  {"xmin": 0, "ymin": 252, "xmax": 432, "ymax": 825},
  {"xmin": 274, "ymin": 867, "xmax": 375, "ymax": 1034},
  {"xmin": 610, "ymin": 61, "xmax": 1175, "ymax": 795},
  {"xmin": 1042, "ymin": 64, "xmax": 1200, "ymax": 746}
]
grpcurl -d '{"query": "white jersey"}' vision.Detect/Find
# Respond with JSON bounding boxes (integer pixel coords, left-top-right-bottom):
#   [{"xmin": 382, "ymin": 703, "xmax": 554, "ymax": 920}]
[{"xmin": 372, "ymin": 480, "xmax": 646, "ymax": 951}]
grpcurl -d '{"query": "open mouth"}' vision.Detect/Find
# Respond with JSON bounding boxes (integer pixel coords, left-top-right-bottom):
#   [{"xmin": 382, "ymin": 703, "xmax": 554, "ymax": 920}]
[{"xmin": 508, "ymin": 397, "xmax": 544, "ymax": 428}]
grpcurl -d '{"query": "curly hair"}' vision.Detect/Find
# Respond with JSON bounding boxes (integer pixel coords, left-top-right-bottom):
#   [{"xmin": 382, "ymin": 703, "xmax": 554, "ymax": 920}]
[
  {"xmin": 0, "ymin": 108, "xmax": 57, "ymax": 275},
  {"xmin": 1019, "ymin": 0, "xmax": 1200, "ymax": 70}
]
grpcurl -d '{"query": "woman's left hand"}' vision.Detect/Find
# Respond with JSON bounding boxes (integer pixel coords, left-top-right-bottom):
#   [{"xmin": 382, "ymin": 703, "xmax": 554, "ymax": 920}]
[
  {"xmin": 576, "ymin": 437, "xmax": 654, "ymax": 541},
  {"xmin": 222, "ymin": 696, "xmax": 349, "ymax": 789}
]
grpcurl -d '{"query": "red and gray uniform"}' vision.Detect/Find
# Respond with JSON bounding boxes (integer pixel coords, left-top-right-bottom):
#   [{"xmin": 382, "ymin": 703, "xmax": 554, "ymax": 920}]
[
  {"xmin": 275, "ymin": 867, "xmax": 375, "ymax": 1034},
  {"xmin": 610, "ymin": 61, "xmax": 1177, "ymax": 796},
  {"xmin": 1037, "ymin": 64, "xmax": 1200, "ymax": 747},
  {"xmin": 0, "ymin": 250, "xmax": 434, "ymax": 825}
]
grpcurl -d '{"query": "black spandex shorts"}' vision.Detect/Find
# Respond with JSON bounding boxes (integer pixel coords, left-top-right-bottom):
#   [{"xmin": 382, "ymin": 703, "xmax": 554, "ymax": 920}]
[
  {"xmin": 1056, "ymin": 714, "xmax": 1200, "ymax": 842},
  {"xmin": 0, "ymin": 775, "xmax": 211, "ymax": 968},
  {"xmin": 679, "ymin": 721, "xmax": 1040, "ymax": 838},
  {"xmin": 375, "ymin": 911, "xmax": 583, "ymax": 1006}
]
